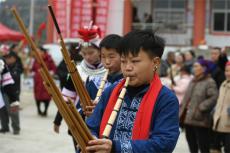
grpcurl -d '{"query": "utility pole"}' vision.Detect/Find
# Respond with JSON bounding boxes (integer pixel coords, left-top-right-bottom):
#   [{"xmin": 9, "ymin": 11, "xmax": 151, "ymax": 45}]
[{"xmin": 29, "ymin": 0, "xmax": 35, "ymax": 35}]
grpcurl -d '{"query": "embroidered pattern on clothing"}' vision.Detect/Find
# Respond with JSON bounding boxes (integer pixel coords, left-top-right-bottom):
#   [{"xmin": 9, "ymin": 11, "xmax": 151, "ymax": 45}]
[
  {"xmin": 120, "ymin": 140, "xmax": 133, "ymax": 153},
  {"xmin": 113, "ymin": 97, "xmax": 142, "ymax": 153}
]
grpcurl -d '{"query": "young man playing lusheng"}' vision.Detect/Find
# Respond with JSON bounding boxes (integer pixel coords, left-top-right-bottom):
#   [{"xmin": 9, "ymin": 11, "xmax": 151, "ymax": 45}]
[
  {"xmin": 84, "ymin": 34, "xmax": 123, "ymax": 116},
  {"xmin": 85, "ymin": 30, "xmax": 180, "ymax": 153}
]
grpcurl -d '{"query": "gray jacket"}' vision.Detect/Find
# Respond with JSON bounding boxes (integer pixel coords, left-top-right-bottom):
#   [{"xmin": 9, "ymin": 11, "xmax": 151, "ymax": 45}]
[{"xmin": 180, "ymin": 76, "xmax": 218, "ymax": 128}]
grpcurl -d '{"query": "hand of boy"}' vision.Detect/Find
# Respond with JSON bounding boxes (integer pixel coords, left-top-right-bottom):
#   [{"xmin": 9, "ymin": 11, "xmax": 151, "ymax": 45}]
[{"xmin": 86, "ymin": 138, "xmax": 112, "ymax": 153}]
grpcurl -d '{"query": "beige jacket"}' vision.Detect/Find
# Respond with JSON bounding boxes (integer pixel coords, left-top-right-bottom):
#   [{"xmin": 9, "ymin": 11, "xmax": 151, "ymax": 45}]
[{"xmin": 213, "ymin": 80, "xmax": 230, "ymax": 133}]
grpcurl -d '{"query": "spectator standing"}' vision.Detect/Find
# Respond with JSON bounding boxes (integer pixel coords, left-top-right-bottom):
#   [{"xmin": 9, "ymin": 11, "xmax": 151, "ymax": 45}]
[
  {"xmin": 31, "ymin": 46, "xmax": 56, "ymax": 116},
  {"xmin": 180, "ymin": 59, "xmax": 218, "ymax": 153},
  {"xmin": 212, "ymin": 61, "xmax": 230, "ymax": 153}
]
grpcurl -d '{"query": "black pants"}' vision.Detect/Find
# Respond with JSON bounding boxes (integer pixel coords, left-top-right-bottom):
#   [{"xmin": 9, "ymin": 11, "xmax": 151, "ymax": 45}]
[
  {"xmin": 210, "ymin": 130, "xmax": 222, "ymax": 151},
  {"xmin": 0, "ymin": 106, "xmax": 9, "ymax": 130},
  {"xmin": 185, "ymin": 124, "xmax": 211, "ymax": 153},
  {"xmin": 211, "ymin": 131, "xmax": 230, "ymax": 153},
  {"xmin": 36, "ymin": 100, "xmax": 50, "ymax": 116}
]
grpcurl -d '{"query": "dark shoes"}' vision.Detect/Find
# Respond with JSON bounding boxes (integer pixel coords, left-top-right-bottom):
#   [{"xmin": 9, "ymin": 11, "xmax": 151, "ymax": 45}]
[
  {"xmin": 38, "ymin": 110, "xmax": 47, "ymax": 117},
  {"xmin": 0, "ymin": 129, "xmax": 10, "ymax": 134},
  {"xmin": 13, "ymin": 130, "xmax": 20, "ymax": 135},
  {"xmin": 0, "ymin": 129, "xmax": 20, "ymax": 135}
]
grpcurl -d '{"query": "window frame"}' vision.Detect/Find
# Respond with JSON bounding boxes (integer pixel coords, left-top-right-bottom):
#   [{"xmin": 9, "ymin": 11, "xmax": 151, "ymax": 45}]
[
  {"xmin": 153, "ymin": 0, "xmax": 187, "ymax": 34},
  {"xmin": 211, "ymin": 0, "xmax": 230, "ymax": 34}
]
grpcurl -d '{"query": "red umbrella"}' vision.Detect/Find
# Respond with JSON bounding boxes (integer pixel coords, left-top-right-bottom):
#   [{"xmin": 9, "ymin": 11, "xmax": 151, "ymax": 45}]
[{"xmin": 0, "ymin": 23, "xmax": 24, "ymax": 41}]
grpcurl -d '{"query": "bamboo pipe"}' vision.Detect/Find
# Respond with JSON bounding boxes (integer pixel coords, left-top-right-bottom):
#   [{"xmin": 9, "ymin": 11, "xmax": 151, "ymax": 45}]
[
  {"xmin": 102, "ymin": 77, "xmax": 130, "ymax": 138},
  {"xmin": 40, "ymin": 69, "xmax": 88, "ymax": 152},
  {"xmin": 67, "ymin": 98, "xmax": 94, "ymax": 140},
  {"xmin": 48, "ymin": 5, "xmax": 92, "ymax": 109},
  {"xmin": 11, "ymin": 8, "xmax": 93, "ymax": 152},
  {"xmin": 94, "ymin": 69, "xmax": 109, "ymax": 102}
]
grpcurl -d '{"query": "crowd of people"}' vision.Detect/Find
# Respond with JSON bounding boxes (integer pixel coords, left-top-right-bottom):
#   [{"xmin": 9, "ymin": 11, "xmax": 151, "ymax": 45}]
[
  {"xmin": 160, "ymin": 47, "xmax": 229, "ymax": 153},
  {"xmin": 0, "ymin": 28, "xmax": 229, "ymax": 153}
]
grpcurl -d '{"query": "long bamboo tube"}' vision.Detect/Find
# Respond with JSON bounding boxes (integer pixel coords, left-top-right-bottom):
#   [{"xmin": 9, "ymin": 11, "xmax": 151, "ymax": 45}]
[
  {"xmin": 102, "ymin": 77, "xmax": 130, "ymax": 138},
  {"xmin": 48, "ymin": 5, "xmax": 92, "ymax": 110},
  {"xmin": 11, "ymin": 8, "xmax": 93, "ymax": 153},
  {"xmin": 40, "ymin": 69, "xmax": 87, "ymax": 151}
]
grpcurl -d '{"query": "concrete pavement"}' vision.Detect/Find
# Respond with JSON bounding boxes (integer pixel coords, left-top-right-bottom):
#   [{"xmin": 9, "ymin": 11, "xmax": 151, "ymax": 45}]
[{"xmin": 0, "ymin": 83, "xmax": 189, "ymax": 153}]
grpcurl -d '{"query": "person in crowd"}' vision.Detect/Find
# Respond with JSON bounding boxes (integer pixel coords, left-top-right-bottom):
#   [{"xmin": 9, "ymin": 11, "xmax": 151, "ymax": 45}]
[
  {"xmin": 210, "ymin": 47, "xmax": 227, "ymax": 89},
  {"xmin": 1, "ymin": 50, "xmax": 23, "ymax": 135},
  {"xmin": 53, "ymin": 25, "xmax": 106, "ymax": 152},
  {"xmin": 184, "ymin": 50, "xmax": 196, "ymax": 73},
  {"xmin": 212, "ymin": 61, "xmax": 230, "ymax": 153},
  {"xmin": 0, "ymin": 47, "xmax": 20, "ymax": 134},
  {"xmin": 171, "ymin": 52, "xmax": 185, "ymax": 78},
  {"xmin": 31, "ymin": 46, "xmax": 56, "ymax": 116},
  {"xmin": 210, "ymin": 47, "xmax": 228, "ymax": 72},
  {"xmin": 159, "ymin": 51, "xmax": 175, "ymax": 77},
  {"xmin": 85, "ymin": 30, "xmax": 179, "ymax": 153},
  {"xmin": 84, "ymin": 34, "xmax": 123, "ymax": 117},
  {"xmin": 172, "ymin": 65, "xmax": 193, "ymax": 106},
  {"xmin": 180, "ymin": 59, "xmax": 218, "ymax": 153},
  {"xmin": 54, "ymin": 34, "xmax": 123, "ymax": 152},
  {"xmin": 208, "ymin": 47, "xmax": 228, "ymax": 152},
  {"xmin": 56, "ymin": 43, "xmax": 83, "ymax": 89}
]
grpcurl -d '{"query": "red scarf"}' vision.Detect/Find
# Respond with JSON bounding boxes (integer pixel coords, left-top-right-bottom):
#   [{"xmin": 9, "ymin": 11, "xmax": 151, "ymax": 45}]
[{"xmin": 99, "ymin": 74, "xmax": 162, "ymax": 139}]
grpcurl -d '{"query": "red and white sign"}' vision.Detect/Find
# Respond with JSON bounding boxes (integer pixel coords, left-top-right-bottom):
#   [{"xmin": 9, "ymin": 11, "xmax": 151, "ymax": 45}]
[
  {"xmin": 51, "ymin": 0, "xmax": 109, "ymax": 42},
  {"xmin": 95, "ymin": 0, "xmax": 109, "ymax": 37}
]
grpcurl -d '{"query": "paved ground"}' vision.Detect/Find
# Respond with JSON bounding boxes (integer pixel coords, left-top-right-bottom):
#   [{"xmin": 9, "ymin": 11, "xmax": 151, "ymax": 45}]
[{"xmin": 0, "ymin": 81, "xmax": 189, "ymax": 153}]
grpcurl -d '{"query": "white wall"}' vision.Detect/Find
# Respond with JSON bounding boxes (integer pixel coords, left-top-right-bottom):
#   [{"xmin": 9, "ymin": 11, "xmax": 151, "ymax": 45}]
[
  {"xmin": 106, "ymin": 0, "xmax": 124, "ymax": 35},
  {"xmin": 206, "ymin": 35, "xmax": 230, "ymax": 47}
]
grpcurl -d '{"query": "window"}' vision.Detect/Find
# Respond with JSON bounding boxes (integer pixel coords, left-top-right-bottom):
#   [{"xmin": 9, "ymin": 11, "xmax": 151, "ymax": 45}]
[
  {"xmin": 153, "ymin": 0, "xmax": 186, "ymax": 33},
  {"xmin": 212, "ymin": 0, "xmax": 230, "ymax": 32}
]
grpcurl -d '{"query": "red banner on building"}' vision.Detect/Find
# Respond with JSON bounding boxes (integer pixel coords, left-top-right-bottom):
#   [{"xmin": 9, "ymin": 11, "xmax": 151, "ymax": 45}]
[
  {"xmin": 95, "ymin": 0, "xmax": 109, "ymax": 37},
  {"xmin": 53, "ymin": 0, "xmax": 68, "ymax": 40},
  {"xmin": 50, "ymin": 0, "xmax": 109, "ymax": 42}
]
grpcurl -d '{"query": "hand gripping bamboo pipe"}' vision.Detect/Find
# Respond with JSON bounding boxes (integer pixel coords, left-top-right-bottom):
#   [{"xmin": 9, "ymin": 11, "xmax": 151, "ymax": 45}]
[
  {"xmin": 94, "ymin": 69, "xmax": 109, "ymax": 102},
  {"xmin": 48, "ymin": 5, "xmax": 92, "ymax": 110},
  {"xmin": 11, "ymin": 8, "xmax": 93, "ymax": 153},
  {"xmin": 102, "ymin": 77, "xmax": 130, "ymax": 138}
]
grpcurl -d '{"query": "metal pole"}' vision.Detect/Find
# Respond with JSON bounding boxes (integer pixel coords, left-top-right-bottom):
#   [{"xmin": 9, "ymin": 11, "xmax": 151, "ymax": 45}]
[{"xmin": 29, "ymin": 0, "xmax": 35, "ymax": 35}]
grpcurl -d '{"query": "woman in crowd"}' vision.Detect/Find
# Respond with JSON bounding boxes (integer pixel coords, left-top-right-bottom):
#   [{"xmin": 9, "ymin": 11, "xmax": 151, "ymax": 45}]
[{"xmin": 180, "ymin": 59, "xmax": 218, "ymax": 153}]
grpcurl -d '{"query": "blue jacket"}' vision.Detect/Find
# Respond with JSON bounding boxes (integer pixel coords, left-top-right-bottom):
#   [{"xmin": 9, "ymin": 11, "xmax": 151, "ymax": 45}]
[
  {"xmin": 86, "ymin": 83, "xmax": 180, "ymax": 153},
  {"xmin": 77, "ymin": 73, "xmax": 123, "ymax": 115}
]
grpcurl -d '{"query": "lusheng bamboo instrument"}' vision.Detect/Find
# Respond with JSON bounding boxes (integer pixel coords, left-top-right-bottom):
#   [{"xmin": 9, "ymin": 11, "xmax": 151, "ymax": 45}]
[
  {"xmin": 94, "ymin": 69, "xmax": 109, "ymax": 102},
  {"xmin": 48, "ymin": 5, "xmax": 92, "ymax": 110},
  {"xmin": 11, "ymin": 8, "xmax": 93, "ymax": 153},
  {"xmin": 102, "ymin": 77, "xmax": 130, "ymax": 138}
]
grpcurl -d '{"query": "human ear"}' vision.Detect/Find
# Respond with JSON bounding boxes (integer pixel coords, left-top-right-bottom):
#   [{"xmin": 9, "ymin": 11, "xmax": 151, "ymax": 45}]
[{"xmin": 152, "ymin": 57, "xmax": 160, "ymax": 71}]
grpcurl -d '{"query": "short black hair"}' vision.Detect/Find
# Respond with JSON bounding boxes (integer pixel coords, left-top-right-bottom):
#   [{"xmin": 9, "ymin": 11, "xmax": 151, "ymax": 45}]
[
  {"xmin": 188, "ymin": 50, "xmax": 196, "ymax": 58},
  {"xmin": 118, "ymin": 30, "xmax": 165, "ymax": 58},
  {"xmin": 39, "ymin": 46, "xmax": 47, "ymax": 52},
  {"xmin": 99, "ymin": 34, "xmax": 122, "ymax": 52},
  {"xmin": 180, "ymin": 65, "xmax": 191, "ymax": 74}
]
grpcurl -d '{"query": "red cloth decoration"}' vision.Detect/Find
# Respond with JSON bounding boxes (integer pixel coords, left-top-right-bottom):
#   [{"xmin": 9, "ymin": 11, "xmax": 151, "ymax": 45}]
[
  {"xmin": 37, "ymin": 22, "xmax": 46, "ymax": 38},
  {"xmin": 100, "ymin": 74, "xmax": 163, "ymax": 140}
]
